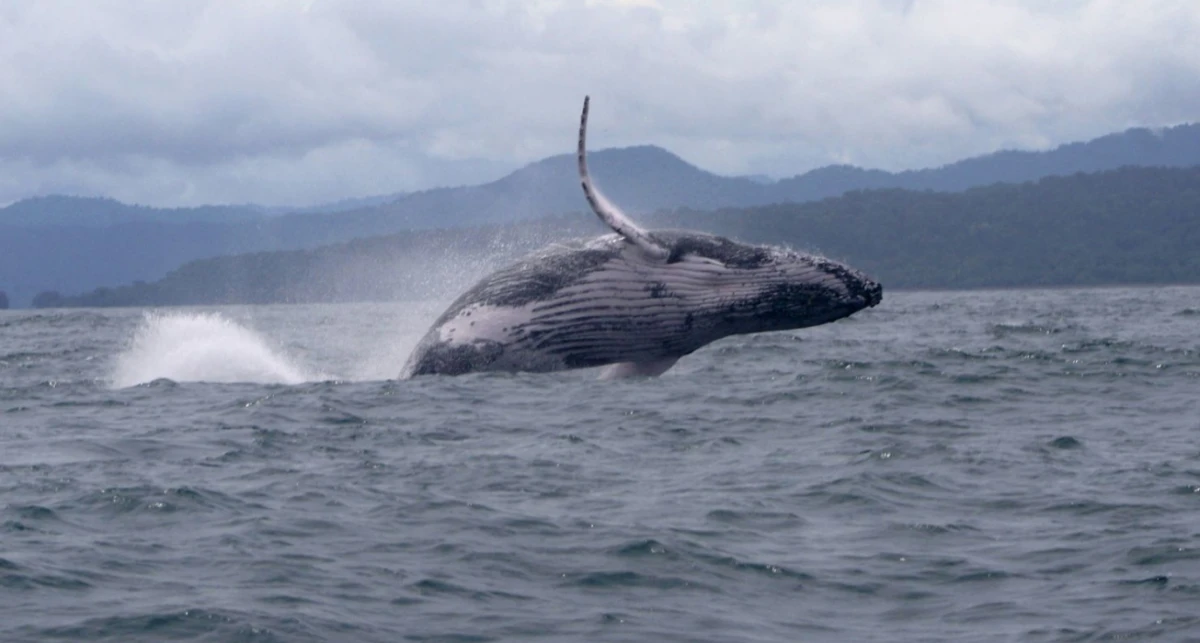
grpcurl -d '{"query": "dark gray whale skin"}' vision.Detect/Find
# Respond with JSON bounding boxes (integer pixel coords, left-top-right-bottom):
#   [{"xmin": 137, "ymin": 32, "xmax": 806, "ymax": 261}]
[
  {"xmin": 400, "ymin": 230, "xmax": 881, "ymax": 378},
  {"xmin": 401, "ymin": 99, "xmax": 882, "ymax": 378}
]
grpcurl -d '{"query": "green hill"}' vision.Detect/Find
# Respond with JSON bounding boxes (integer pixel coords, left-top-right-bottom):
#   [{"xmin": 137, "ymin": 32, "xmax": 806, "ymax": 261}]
[
  {"xmin": 6, "ymin": 123, "xmax": 1200, "ymax": 307},
  {"xmin": 38, "ymin": 166, "xmax": 1200, "ymax": 308}
]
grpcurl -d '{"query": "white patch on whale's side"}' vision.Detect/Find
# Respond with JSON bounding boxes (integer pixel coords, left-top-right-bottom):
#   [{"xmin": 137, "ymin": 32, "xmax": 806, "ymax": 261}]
[{"xmin": 437, "ymin": 303, "xmax": 535, "ymax": 345}]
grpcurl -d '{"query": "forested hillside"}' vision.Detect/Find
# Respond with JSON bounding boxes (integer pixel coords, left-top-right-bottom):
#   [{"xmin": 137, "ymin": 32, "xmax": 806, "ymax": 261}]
[
  {"xmin": 4, "ymin": 123, "xmax": 1198, "ymax": 307},
  {"xmin": 38, "ymin": 166, "xmax": 1200, "ymax": 308}
]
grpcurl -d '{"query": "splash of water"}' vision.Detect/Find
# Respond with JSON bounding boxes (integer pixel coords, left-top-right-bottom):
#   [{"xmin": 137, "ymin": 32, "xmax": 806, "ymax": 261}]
[{"xmin": 110, "ymin": 312, "xmax": 323, "ymax": 388}]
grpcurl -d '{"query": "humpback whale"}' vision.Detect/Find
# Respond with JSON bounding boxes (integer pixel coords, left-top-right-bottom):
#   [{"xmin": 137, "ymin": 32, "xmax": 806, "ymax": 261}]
[{"xmin": 401, "ymin": 97, "xmax": 882, "ymax": 378}]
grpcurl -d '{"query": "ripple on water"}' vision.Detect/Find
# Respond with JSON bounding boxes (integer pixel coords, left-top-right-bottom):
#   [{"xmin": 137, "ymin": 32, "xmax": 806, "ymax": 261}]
[
  {"xmin": 18, "ymin": 608, "xmax": 315, "ymax": 643},
  {"xmin": 65, "ymin": 485, "xmax": 259, "ymax": 519},
  {"xmin": 988, "ymin": 321, "xmax": 1076, "ymax": 336},
  {"xmin": 1047, "ymin": 436, "xmax": 1084, "ymax": 450},
  {"xmin": 3, "ymin": 290, "xmax": 1200, "ymax": 641}
]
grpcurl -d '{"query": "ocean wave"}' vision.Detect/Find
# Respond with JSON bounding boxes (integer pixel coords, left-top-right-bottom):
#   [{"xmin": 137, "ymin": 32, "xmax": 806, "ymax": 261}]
[{"xmin": 110, "ymin": 312, "xmax": 324, "ymax": 387}]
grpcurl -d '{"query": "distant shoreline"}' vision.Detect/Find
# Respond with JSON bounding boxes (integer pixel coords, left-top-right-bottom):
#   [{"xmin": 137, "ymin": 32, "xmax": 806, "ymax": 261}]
[
  {"xmin": 9, "ymin": 281, "xmax": 1198, "ymax": 312},
  {"xmin": 5, "ymin": 123, "xmax": 1200, "ymax": 309}
]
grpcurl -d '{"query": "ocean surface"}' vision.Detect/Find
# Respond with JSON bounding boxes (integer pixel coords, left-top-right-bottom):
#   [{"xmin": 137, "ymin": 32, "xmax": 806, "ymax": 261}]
[{"xmin": 2, "ymin": 286, "xmax": 1199, "ymax": 642}]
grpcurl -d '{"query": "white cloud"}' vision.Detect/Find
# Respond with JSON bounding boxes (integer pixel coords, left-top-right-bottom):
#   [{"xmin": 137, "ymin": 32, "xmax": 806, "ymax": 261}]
[{"xmin": 0, "ymin": 0, "xmax": 1196, "ymax": 206}]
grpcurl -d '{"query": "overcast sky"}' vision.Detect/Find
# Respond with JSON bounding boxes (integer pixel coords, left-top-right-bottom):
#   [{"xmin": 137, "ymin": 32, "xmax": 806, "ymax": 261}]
[{"xmin": 1, "ymin": 0, "xmax": 1197, "ymax": 208}]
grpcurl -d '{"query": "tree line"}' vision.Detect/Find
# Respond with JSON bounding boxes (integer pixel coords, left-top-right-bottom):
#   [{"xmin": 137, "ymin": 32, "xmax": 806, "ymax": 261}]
[{"xmin": 34, "ymin": 165, "xmax": 1200, "ymax": 308}]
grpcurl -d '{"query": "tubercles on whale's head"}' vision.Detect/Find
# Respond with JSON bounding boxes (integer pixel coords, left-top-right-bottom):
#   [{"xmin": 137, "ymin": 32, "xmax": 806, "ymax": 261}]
[
  {"xmin": 744, "ymin": 247, "xmax": 883, "ymax": 331},
  {"xmin": 768, "ymin": 248, "xmax": 883, "ymax": 323},
  {"xmin": 653, "ymin": 233, "xmax": 882, "ymax": 336}
]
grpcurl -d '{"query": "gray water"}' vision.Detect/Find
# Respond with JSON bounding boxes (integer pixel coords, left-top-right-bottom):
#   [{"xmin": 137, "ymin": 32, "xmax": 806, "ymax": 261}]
[{"xmin": 2, "ymin": 287, "xmax": 1199, "ymax": 642}]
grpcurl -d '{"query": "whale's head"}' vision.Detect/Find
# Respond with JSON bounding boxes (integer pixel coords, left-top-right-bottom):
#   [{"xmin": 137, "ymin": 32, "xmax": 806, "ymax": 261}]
[{"xmin": 646, "ymin": 231, "xmax": 882, "ymax": 338}]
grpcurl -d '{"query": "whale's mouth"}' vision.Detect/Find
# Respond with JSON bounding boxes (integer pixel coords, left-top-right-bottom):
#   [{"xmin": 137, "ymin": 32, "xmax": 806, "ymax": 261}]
[
  {"xmin": 836, "ymin": 272, "xmax": 882, "ymax": 310},
  {"xmin": 862, "ymin": 280, "xmax": 883, "ymax": 308}
]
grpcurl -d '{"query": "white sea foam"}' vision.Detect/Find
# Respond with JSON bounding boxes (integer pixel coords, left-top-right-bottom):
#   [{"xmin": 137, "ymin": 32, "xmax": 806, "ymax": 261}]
[{"xmin": 110, "ymin": 312, "xmax": 322, "ymax": 387}]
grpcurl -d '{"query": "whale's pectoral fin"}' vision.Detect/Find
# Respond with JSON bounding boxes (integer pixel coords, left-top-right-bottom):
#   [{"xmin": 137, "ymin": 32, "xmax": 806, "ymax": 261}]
[
  {"xmin": 597, "ymin": 357, "xmax": 679, "ymax": 380},
  {"xmin": 577, "ymin": 96, "xmax": 670, "ymax": 262}
]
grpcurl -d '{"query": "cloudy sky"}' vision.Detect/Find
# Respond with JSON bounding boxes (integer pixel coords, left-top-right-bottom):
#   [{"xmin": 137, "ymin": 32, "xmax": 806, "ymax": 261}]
[{"xmin": 1, "ymin": 0, "xmax": 1197, "ymax": 207}]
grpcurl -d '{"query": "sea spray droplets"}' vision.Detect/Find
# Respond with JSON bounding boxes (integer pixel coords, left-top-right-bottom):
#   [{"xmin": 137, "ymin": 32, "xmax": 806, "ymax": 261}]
[{"xmin": 109, "ymin": 312, "xmax": 322, "ymax": 387}]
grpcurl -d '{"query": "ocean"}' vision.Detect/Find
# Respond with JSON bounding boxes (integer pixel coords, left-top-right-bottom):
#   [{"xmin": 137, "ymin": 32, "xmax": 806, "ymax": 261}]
[{"xmin": 2, "ymin": 286, "xmax": 1198, "ymax": 642}]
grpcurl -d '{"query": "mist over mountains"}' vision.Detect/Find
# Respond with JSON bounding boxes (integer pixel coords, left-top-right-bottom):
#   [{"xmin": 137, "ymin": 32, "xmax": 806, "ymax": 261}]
[
  {"xmin": 39, "ymin": 165, "xmax": 1200, "ymax": 309},
  {"xmin": 2, "ymin": 123, "xmax": 1199, "ymax": 307}
]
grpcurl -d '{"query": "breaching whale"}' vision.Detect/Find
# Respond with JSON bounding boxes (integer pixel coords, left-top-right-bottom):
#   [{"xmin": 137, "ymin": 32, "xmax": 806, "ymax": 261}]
[{"xmin": 401, "ymin": 97, "xmax": 882, "ymax": 379}]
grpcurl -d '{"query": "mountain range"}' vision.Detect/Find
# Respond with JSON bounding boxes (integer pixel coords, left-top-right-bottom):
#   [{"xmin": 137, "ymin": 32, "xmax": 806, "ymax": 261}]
[
  {"xmin": 2, "ymin": 122, "xmax": 1199, "ymax": 307},
  {"xmin": 39, "ymin": 165, "xmax": 1200, "ymax": 308}
]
